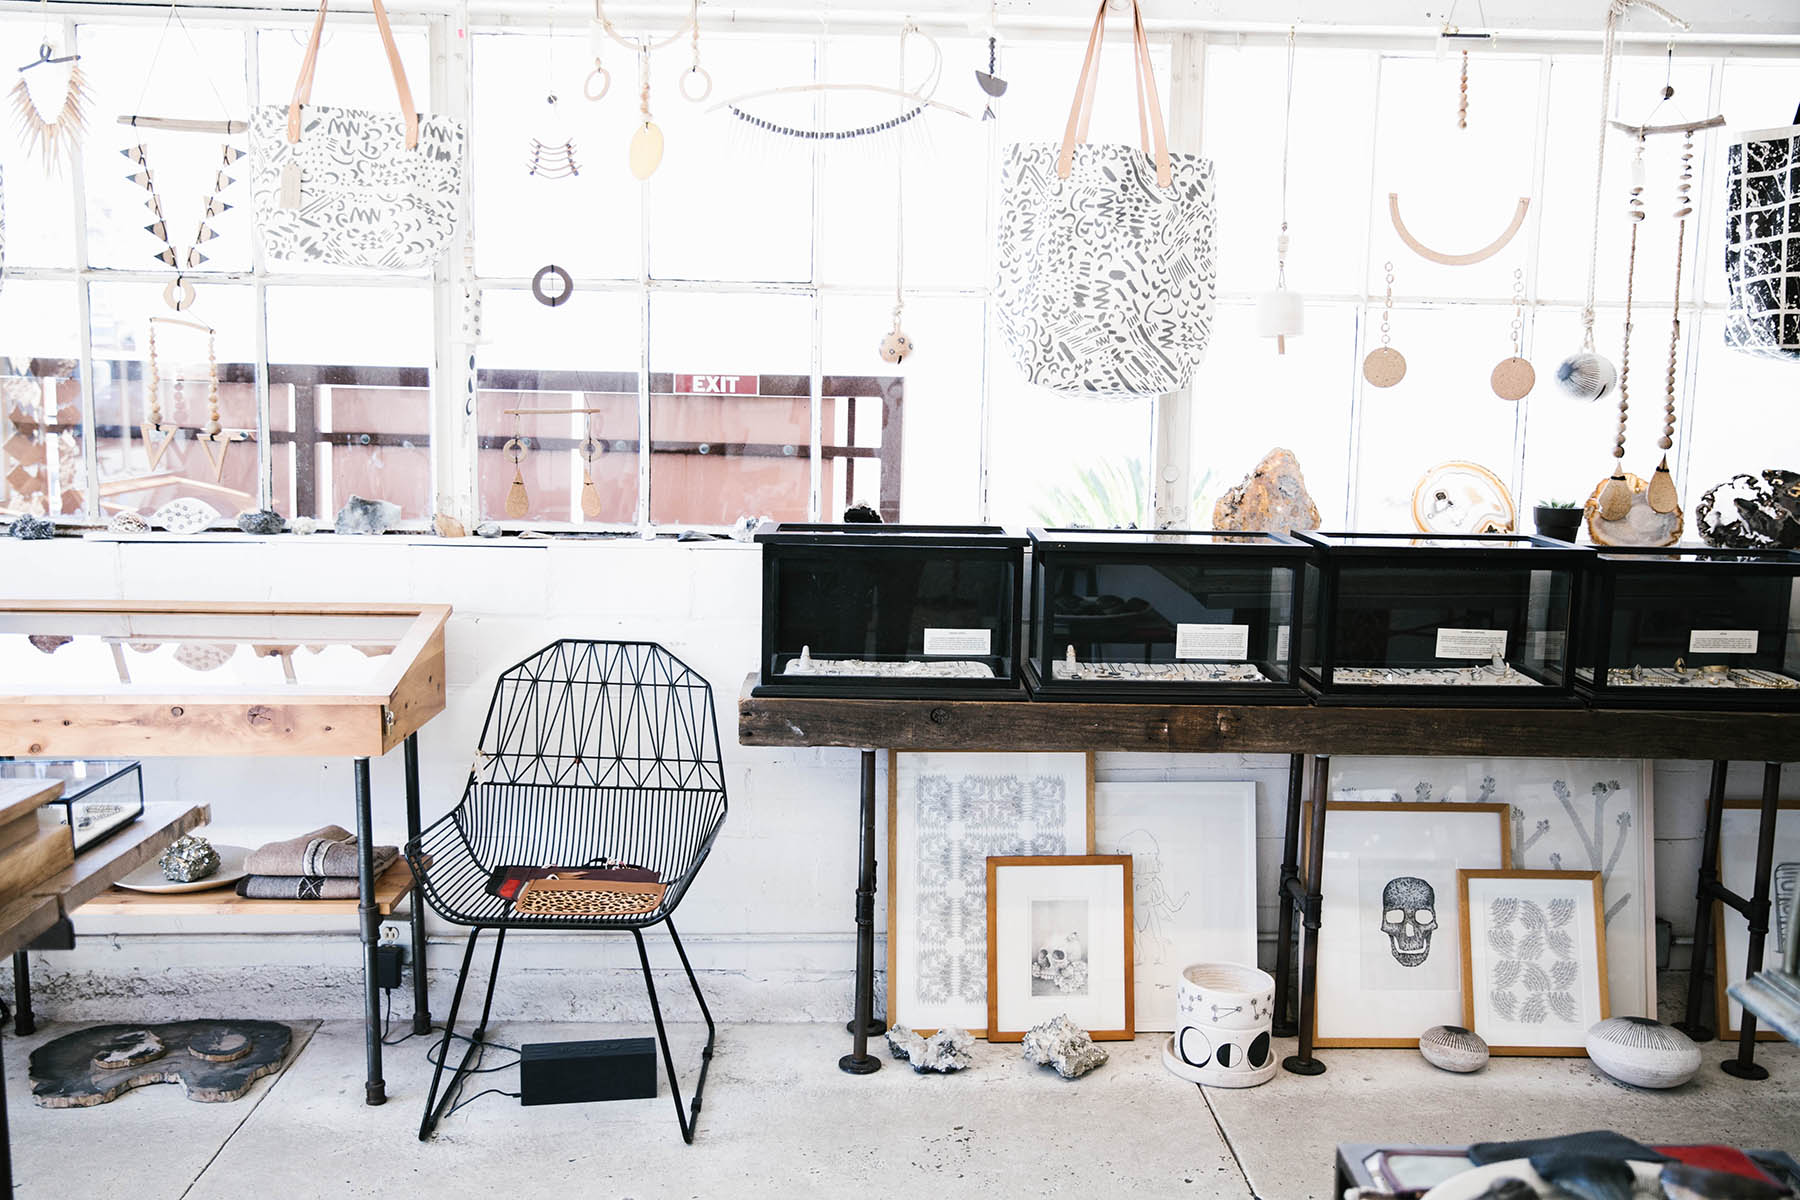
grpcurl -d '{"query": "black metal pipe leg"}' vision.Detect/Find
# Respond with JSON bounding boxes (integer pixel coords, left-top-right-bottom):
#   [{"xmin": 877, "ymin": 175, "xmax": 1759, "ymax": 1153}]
[
  {"xmin": 404, "ymin": 733, "xmax": 432, "ymax": 1035},
  {"xmin": 842, "ymin": 749, "xmax": 882, "ymax": 1075},
  {"xmin": 1722, "ymin": 762, "xmax": 1782, "ymax": 1081},
  {"xmin": 353, "ymin": 756, "xmax": 386, "ymax": 1106},
  {"xmin": 1271, "ymin": 753, "xmax": 1305, "ymax": 1039},
  {"xmin": 633, "ymin": 927, "xmax": 707, "ymax": 1144},
  {"xmin": 11, "ymin": 952, "xmax": 33, "ymax": 1037},
  {"xmin": 1676, "ymin": 760, "xmax": 1730, "ymax": 1042},
  {"xmin": 1, "ymin": 1025, "xmax": 12, "ymax": 1194},
  {"xmin": 1284, "ymin": 753, "xmax": 1328, "ymax": 1077}
]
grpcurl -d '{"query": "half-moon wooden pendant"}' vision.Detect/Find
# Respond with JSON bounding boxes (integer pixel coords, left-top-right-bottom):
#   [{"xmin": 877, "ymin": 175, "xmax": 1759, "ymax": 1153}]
[
  {"xmin": 1490, "ymin": 355, "xmax": 1536, "ymax": 401},
  {"xmin": 1363, "ymin": 346, "xmax": 1407, "ymax": 388},
  {"xmin": 628, "ymin": 122, "xmax": 665, "ymax": 181},
  {"xmin": 163, "ymin": 278, "xmax": 197, "ymax": 312}
]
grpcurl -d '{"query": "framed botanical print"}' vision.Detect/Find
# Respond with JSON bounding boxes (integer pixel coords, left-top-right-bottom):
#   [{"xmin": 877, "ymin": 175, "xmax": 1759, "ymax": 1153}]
[
  {"xmin": 1714, "ymin": 799, "xmax": 1800, "ymax": 1040},
  {"xmin": 1311, "ymin": 801, "xmax": 1511, "ymax": 1047},
  {"xmin": 887, "ymin": 751, "xmax": 1094, "ymax": 1036},
  {"xmin": 1094, "ymin": 780, "xmax": 1257, "ymax": 1032},
  {"xmin": 986, "ymin": 855, "xmax": 1133, "ymax": 1042},
  {"xmin": 1460, "ymin": 869, "xmax": 1609, "ymax": 1055},
  {"xmin": 1329, "ymin": 756, "xmax": 1657, "ymax": 1018}
]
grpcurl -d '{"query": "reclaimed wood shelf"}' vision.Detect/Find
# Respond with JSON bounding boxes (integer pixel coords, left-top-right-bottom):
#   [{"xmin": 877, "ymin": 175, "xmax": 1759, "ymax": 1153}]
[{"xmin": 79, "ymin": 858, "xmax": 415, "ymax": 918}]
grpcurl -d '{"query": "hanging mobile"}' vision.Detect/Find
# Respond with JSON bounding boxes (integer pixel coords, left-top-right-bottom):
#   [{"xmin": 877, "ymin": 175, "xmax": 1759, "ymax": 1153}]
[
  {"xmin": 504, "ymin": 415, "xmax": 531, "ymax": 519},
  {"xmin": 1490, "ymin": 267, "xmax": 1535, "ymax": 401},
  {"xmin": 1255, "ymin": 28, "xmax": 1303, "ymax": 355},
  {"xmin": 1437, "ymin": 0, "xmax": 1490, "ymax": 131},
  {"xmin": 1647, "ymin": 128, "xmax": 1694, "ymax": 515},
  {"xmin": 628, "ymin": 44, "xmax": 664, "ymax": 180},
  {"xmin": 579, "ymin": 428, "xmax": 603, "ymax": 519},
  {"xmin": 1363, "ymin": 261, "xmax": 1406, "ymax": 387},
  {"xmin": 877, "ymin": 25, "xmax": 923, "ymax": 363},
  {"xmin": 9, "ymin": 25, "xmax": 91, "ymax": 176},
  {"xmin": 528, "ymin": 93, "xmax": 580, "ymax": 179},
  {"xmin": 144, "ymin": 315, "xmax": 249, "ymax": 482},
  {"xmin": 532, "ymin": 264, "xmax": 573, "ymax": 307},
  {"xmin": 1596, "ymin": 134, "xmax": 1647, "ymax": 523},
  {"xmin": 588, "ymin": 0, "xmax": 708, "ymax": 179},
  {"xmin": 974, "ymin": 2, "xmax": 1007, "ymax": 124},
  {"xmin": 124, "ymin": 140, "xmax": 239, "ymax": 310}
]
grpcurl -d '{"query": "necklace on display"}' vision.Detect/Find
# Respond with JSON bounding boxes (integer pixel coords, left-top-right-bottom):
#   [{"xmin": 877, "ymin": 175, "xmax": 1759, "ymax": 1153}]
[
  {"xmin": 1490, "ymin": 267, "xmax": 1535, "ymax": 401},
  {"xmin": 123, "ymin": 140, "xmax": 240, "ymax": 311},
  {"xmin": 9, "ymin": 38, "xmax": 90, "ymax": 176},
  {"xmin": 1363, "ymin": 261, "xmax": 1406, "ymax": 387}
]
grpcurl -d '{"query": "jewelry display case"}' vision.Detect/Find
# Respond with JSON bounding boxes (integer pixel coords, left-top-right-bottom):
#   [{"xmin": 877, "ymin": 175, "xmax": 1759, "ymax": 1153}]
[
  {"xmin": 753, "ymin": 523, "xmax": 1027, "ymax": 699},
  {"xmin": 1024, "ymin": 528, "xmax": 1307, "ymax": 702},
  {"xmin": 1575, "ymin": 546, "xmax": 1800, "ymax": 709},
  {"xmin": 1292, "ymin": 532, "xmax": 1584, "ymax": 706},
  {"xmin": 0, "ymin": 759, "xmax": 143, "ymax": 853}
]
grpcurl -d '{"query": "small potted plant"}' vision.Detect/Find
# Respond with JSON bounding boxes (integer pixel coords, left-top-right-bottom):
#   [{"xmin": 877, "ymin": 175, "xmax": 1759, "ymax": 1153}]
[{"xmin": 1533, "ymin": 499, "xmax": 1582, "ymax": 542}]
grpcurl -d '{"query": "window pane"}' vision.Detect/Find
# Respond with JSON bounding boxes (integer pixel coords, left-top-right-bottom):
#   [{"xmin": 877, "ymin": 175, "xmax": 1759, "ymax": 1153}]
[
  {"xmin": 89, "ymin": 281, "xmax": 260, "ymax": 524},
  {"xmin": 476, "ymin": 287, "xmax": 641, "ymax": 525},
  {"xmin": 470, "ymin": 32, "xmax": 641, "ymax": 280},
  {"xmin": 647, "ymin": 291, "xmax": 813, "ymax": 525},
  {"xmin": 1683, "ymin": 312, "xmax": 1800, "ymax": 515},
  {"xmin": 986, "ymin": 380, "xmax": 1152, "ymax": 529},
  {"xmin": 1, "ymin": 281, "xmax": 84, "ymax": 518},
  {"xmin": 0, "ymin": 20, "xmax": 77, "ymax": 267},
  {"xmin": 647, "ymin": 36, "xmax": 815, "ymax": 282},
  {"xmin": 265, "ymin": 286, "xmax": 433, "ymax": 522}
]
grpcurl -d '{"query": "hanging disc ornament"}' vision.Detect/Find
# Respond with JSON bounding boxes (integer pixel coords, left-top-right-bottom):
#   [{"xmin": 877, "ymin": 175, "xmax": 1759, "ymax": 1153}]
[
  {"xmin": 1491, "ymin": 356, "xmax": 1535, "ymax": 400},
  {"xmin": 628, "ymin": 121, "xmax": 664, "ymax": 180},
  {"xmin": 1363, "ymin": 347, "xmax": 1406, "ymax": 388},
  {"xmin": 532, "ymin": 264, "xmax": 573, "ymax": 308}
]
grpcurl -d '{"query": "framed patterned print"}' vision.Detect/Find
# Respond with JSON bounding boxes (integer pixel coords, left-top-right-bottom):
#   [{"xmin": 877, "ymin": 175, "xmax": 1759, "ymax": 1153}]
[{"xmin": 1460, "ymin": 869, "xmax": 1609, "ymax": 1056}]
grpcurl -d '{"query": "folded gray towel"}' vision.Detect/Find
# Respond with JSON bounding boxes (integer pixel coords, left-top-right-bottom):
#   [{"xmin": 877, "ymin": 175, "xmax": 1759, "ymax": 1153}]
[
  {"xmin": 245, "ymin": 826, "xmax": 397, "ymax": 879},
  {"xmin": 235, "ymin": 847, "xmax": 398, "ymax": 901}
]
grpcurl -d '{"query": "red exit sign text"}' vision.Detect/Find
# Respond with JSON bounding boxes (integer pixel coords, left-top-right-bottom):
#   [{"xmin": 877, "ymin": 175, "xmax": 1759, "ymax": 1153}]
[{"xmin": 675, "ymin": 374, "xmax": 760, "ymax": 395}]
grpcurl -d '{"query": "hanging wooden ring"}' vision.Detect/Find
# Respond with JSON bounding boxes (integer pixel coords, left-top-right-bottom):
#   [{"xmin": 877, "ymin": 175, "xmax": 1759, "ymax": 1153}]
[
  {"xmin": 584, "ymin": 64, "xmax": 612, "ymax": 101},
  {"xmin": 1388, "ymin": 193, "xmax": 1530, "ymax": 266},
  {"xmin": 679, "ymin": 65, "xmax": 712, "ymax": 102},
  {"xmin": 163, "ymin": 277, "xmax": 197, "ymax": 312},
  {"xmin": 503, "ymin": 437, "xmax": 525, "ymax": 463},
  {"xmin": 532, "ymin": 265, "xmax": 574, "ymax": 308}
]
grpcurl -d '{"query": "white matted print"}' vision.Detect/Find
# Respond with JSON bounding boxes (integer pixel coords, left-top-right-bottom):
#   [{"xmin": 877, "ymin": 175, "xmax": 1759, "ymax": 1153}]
[
  {"xmin": 888, "ymin": 751, "xmax": 1093, "ymax": 1035},
  {"xmin": 1329, "ymin": 757, "xmax": 1656, "ymax": 1018},
  {"xmin": 1715, "ymin": 801, "xmax": 1800, "ymax": 1039},
  {"xmin": 1314, "ymin": 802, "xmax": 1511, "ymax": 1046},
  {"xmin": 987, "ymin": 855, "xmax": 1133, "ymax": 1041},
  {"xmin": 1095, "ymin": 781, "xmax": 1257, "ymax": 1032},
  {"xmin": 1460, "ymin": 870, "xmax": 1608, "ymax": 1055}
]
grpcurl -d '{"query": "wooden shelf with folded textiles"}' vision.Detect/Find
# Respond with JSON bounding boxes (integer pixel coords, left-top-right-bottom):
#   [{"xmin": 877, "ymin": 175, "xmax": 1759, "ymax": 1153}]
[{"xmin": 79, "ymin": 857, "xmax": 414, "ymax": 919}]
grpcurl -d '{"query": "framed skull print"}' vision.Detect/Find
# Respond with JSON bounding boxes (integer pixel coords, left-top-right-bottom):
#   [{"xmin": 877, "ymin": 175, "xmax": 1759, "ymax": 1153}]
[
  {"xmin": 985, "ymin": 855, "xmax": 1134, "ymax": 1042},
  {"xmin": 1308, "ymin": 802, "xmax": 1511, "ymax": 1047}
]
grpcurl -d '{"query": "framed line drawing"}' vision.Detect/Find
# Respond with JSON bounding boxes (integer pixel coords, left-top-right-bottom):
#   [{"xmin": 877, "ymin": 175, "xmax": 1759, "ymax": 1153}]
[
  {"xmin": 986, "ymin": 854, "xmax": 1133, "ymax": 1042},
  {"xmin": 1714, "ymin": 799, "xmax": 1800, "ymax": 1041},
  {"xmin": 1310, "ymin": 801, "xmax": 1511, "ymax": 1047},
  {"xmin": 1094, "ymin": 780, "xmax": 1257, "ymax": 1032},
  {"xmin": 1329, "ymin": 756, "xmax": 1657, "ymax": 1018},
  {"xmin": 1460, "ymin": 869, "xmax": 1609, "ymax": 1056},
  {"xmin": 887, "ymin": 751, "xmax": 1094, "ymax": 1036}
]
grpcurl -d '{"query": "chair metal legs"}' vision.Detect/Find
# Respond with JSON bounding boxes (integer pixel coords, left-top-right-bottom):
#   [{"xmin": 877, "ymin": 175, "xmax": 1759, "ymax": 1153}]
[
  {"xmin": 632, "ymin": 918, "xmax": 715, "ymax": 1145},
  {"xmin": 418, "ymin": 927, "xmax": 507, "ymax": 1141}
]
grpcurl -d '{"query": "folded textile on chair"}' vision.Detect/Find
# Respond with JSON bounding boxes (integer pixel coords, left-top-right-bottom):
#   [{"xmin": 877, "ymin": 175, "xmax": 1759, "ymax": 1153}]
[
  {"xmin": 245, "ymin": 825, "xmax": 398, "ymax": 878},
  {"xmin": 235, "ymin": 847, "xmax": 398, "ymax": 900}
]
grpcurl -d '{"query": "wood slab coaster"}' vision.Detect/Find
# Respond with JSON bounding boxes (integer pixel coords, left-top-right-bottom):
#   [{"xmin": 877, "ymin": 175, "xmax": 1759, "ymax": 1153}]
[{"xmin": 29, "ymin": 1021, "xmax": 293, "ymax": 1107}]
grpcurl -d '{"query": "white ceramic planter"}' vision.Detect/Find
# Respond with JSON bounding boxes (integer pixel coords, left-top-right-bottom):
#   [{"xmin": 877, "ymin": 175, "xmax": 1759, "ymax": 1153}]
[{"xmin": 1166, "ymin": 962, "xmax": 1276, "ymax": 1088}]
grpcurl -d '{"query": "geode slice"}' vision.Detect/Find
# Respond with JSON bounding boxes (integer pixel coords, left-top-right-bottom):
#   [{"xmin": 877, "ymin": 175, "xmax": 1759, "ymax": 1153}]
[
  {"xmin": 159, "ymin": 834, "xmax": 221, "ymax": 883},
  {"xmin": 1212, "ymin": 447, "xmax": 1321, "ymax": 534},
  {"xmin": 1695, "ymin": 469, "xmax": 1800, "ymax": 549},
  {"xmin": 334, "ymin": 494, "xmax": 401, "ymax": 535},
  {"xmin": 886, "ymin": 1025, "xmax": 975, "ymax": 1073},
  {"xmin": 1020, "ymin": 1014, "xmax": 1108, "ymax": 1079}
]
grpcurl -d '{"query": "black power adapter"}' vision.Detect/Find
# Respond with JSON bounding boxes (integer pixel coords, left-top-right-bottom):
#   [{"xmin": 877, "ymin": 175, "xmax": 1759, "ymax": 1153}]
[{"xmin": 376, "ymin": 944, "xmax": 405, "ymax": 990}]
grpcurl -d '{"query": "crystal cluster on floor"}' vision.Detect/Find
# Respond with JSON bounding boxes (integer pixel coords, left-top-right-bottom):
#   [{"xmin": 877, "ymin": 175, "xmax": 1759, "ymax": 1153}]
[
  {"xmin": 885, "ymin": 1025, "xmax": 975, "ymax": 1073},
  {"xmin": 1020, "ymin": 1014, "xmax": 1107, "ymax": 1079}
]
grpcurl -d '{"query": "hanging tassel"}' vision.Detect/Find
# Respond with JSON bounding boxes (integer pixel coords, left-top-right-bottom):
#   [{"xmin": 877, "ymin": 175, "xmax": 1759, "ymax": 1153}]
[
  {"xmin": 1596, "ymin": 473, "xmax": 1633, "ymax": 521},
  {"xmin": 1647, "ymin": 457, "xmax": 1679, "ymax": 514}
]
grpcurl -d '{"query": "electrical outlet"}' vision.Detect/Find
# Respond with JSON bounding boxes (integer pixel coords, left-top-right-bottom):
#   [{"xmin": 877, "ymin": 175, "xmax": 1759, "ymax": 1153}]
[
  {"xmin": 379, "ymin": 923, "xmax": 402, "ymax": 945},
  {"xmin": 377, "ymin": 944, "xmax": 405, "ymax": 990}
]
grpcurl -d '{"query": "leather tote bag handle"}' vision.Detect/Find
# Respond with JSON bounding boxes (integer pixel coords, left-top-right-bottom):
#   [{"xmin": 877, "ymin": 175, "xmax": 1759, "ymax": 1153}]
[
  {"xmin": 1056, "ymin": 0, "xmax": 1173, "ymax": 188},
  {"xmin": 286, "ymin": 0, "xmax": 420, "ymax": 150}
]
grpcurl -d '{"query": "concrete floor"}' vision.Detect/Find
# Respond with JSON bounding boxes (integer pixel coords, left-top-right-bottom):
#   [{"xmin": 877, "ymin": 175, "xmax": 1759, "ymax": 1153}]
[{"xmin": 6, "ymin": 1021, "xmax": 1798, "ymax": 1199}]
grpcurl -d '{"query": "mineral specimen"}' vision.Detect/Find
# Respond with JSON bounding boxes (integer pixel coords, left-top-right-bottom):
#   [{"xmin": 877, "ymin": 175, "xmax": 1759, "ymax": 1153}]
[
  {"xmin": 474, "ymin": 520, "xmax": 502, "ymax": 538},
  {"xmin": 886, "ymin": 1025, "xmax": 975, "ymax": 1073},
  {"xmin": 1020, "ymin": 1014, "xmax": 1108, "ymax": 1079},
  {"xmin": 108, "ymin": 511, "xmax": 150, "ymax": 535},
  {"xmin": 433, "ymin": 514, "xmax": 467, "ymax": 538},
  {"xmin": 236, "ymin": 508, "xmax": 286, "ymax": 535},
  {"xmin": 1212, "ymin": 447, "xmax": 1321, "ymax": 534},
  {"xmin": 159, "ymin": 834, "xmax": 221, "ymax": 883},
  {"xmin": 1694, "ymin": 469, "xmax": 1800, "ymax": 549},
  {"xmin": 843, "ymin": 503, "xmax": 883, "ymax": 523},
  {"xmin": 152, "ymin": 498, "xmax": 221, "ymax": 535},
  {"xmin": 7, "ymin": 515, "xmax": 55, "ymax": 539},
  {"xmin": 289, "ymin": 516, "xmax": 319, "ymax": 536},
  {"xmin": 335, "ymin": 495, "xmax": 400, "ymax": 535},
  {"xmin": 27, "ymin": 634, "xmax": 72, "ymax": 654}
]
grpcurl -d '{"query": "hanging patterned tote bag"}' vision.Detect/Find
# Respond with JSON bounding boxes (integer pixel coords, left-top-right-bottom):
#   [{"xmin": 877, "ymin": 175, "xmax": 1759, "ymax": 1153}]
[
  {"xmin": 249, "ymin": 0, "xmax": 463, "ymax": 271},
  {"xmin": 994, "ymin": 0, "xmax": 1215, "ymax": 397},
  {"xmin": 1722, "ymin": 104, "xmax": 1800, "ymax": 360}
]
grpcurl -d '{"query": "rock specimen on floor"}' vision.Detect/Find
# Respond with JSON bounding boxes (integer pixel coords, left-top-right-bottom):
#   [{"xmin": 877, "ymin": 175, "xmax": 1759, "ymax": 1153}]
[
  {"xmin": 30, "ymin": 1020, "xmax": 291, "ymax": 1106},
  {"xmin": 886, "ymin": 1025, "xmax": 975, "ymax": 1073},
  {"xmin": 1020, "ymin": 1014, "xmax": 1108, "ymax": 1079},
  {"xmin": 1212, "ymin": 447, "xmax": 1321, "ymax": 534},
  {"xmin": 335, "ymin": 494, "xmax": 401, "ymax": 535},
  {"xmin": 1694, "ymin": 469, "xmax": 1800, "ymax": 549},
  {"xmin": 236, "ymin": 508, "xmax": 286, "ymax": 535}
]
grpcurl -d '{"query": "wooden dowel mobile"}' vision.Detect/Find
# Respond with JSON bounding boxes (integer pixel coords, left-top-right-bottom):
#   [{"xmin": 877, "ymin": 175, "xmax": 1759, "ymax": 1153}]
[
  {"xmin": 117, "ymin": 115, "xmax": 246, "ymax": 134},
  {"xmin": 144, "ymin": 316, "xmax": 252, "ymax": 483}
]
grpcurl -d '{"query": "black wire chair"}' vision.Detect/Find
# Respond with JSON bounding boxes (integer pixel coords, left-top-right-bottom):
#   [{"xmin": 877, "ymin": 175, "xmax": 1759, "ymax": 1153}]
[{"xmin": 407, "ymin": 640, "xmax": 727, "ymax": 1143}]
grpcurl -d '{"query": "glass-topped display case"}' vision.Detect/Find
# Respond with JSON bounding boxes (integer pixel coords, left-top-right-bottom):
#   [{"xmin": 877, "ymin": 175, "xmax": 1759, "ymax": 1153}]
[
  {"xmin": 1292, "ymin": 532, "xmax": 1584, "ymax": 706},
  {"xmin": 753, "ymin": 523, "xmax": 1027, "ymax": 698},
  {"xmin": 1574, "ymin": 545, "xmax": 1800, "ymax": 708},
  {"xmin": 0, "ymin": 759, "xmax": 142, "ymax": 851},
  {"xmin": 1025, "ymin": 528, "xmax": 1307, "ymax": 702}
]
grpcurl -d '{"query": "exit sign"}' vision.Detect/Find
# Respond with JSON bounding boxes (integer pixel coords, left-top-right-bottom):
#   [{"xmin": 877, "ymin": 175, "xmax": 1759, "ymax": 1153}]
[{"xmin": 675, "ymin": 374, "xmax": 759, "ymax": 395}]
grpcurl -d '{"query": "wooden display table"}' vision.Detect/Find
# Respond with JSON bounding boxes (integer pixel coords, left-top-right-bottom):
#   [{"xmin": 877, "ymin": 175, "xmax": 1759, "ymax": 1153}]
[
  {"xmin": 738, "ymin": 677, "xmax": 1798, "ymax": 1078},
  {"xmin": 0, "ymin": 601, "xmax": 451, "ymax": 1110}
]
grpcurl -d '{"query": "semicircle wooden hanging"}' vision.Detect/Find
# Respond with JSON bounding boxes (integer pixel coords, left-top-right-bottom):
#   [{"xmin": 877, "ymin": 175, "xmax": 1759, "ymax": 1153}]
[{"xmin": 1388, "ymin": 193, "xmax": 1530, "ymax": 266}]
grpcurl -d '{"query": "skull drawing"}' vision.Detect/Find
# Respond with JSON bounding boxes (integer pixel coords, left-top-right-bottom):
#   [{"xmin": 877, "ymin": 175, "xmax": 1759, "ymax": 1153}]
[
  {"xmin": 1031, "ymin": 932, "xmax": 1088, "ymax": 993},
  {"xmin": 1380, "ymin": 876, "xmax": 1437, "ymax": 967}
]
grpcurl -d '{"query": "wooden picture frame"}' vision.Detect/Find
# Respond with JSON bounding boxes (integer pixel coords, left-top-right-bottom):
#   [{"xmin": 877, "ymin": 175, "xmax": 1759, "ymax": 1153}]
[
  {"xmin": 1459, "ymin": 869, "xmax": 1609, "ymax": 1056},
  {"xmin": 986, "ymin": 854, "xmax": 1133, "ymax": 1042},
  {"xmin": 887, "ymin": 751, "xmax": 1094, "ymax": 1037},
  {"xmin": 1713, "ymin": 798, "xmax": 1800, "ymax": 1041},
  {"xmin": 1308, "ymin": 801, "xmax": 1512, "ymax": 1048}
]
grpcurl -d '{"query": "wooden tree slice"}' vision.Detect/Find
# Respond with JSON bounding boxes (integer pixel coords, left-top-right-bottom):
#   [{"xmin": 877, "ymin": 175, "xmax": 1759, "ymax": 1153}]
[{"xmin": 1363, "ymin": 346, "xmax": 1407, "ymax": 388}]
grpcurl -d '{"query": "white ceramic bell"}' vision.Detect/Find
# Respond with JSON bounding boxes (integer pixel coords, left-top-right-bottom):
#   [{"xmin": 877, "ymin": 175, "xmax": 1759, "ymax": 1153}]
[{"xmin": 1254, "ymin": 289, "xmax": 1305, "ymax": 354}]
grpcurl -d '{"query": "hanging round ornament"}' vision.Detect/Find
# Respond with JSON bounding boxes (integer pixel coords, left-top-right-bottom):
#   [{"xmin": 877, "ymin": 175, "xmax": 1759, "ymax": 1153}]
[{"xmin": 1489, "ymin": 268, "xmax": 1535, "ymax": 401}]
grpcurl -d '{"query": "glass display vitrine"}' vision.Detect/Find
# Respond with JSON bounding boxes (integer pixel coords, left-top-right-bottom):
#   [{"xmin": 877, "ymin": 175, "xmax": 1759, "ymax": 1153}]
[
  {"xmin": 753, "ymin": 523, "xmax": 1026, "ymax": 698},
  {"xmin": 0, "ymin": 759, "xmax": 143, "ymax": 852},
  {"xmin": 1025, "ymin": 528, "xmax": 1307, "ymax": 702},
  {"xmin": 1575, "ymin": 546, "xmax": 1800, "ymax": 709},
  {"xmin": 1292, "ymin": 532, "xmax": 1584, "ymax": 706}
]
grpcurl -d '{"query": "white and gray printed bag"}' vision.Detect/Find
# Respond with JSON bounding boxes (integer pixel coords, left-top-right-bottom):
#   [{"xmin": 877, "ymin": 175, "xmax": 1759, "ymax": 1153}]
[
  {"xmin": 993, "ymin": 0, "xmax": 1215, "ymax": 398},
  {"xmin": 249, "ymin": 0, "xmax": 463, "ymax": 272},
  {"xmin": 1722, "ymin": 105, "xmax": 1800, "ymax": 360}
]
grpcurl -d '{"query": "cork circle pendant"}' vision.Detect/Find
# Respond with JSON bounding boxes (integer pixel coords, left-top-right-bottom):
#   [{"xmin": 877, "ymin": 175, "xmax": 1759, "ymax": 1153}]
[
  {"xmin": 1362, "ymin": 346, "xmax": 1407, "ymax": 388},
  {"xmin": 1490, "ymin": 355, "xmax": 1536, "ymax": 401}
]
